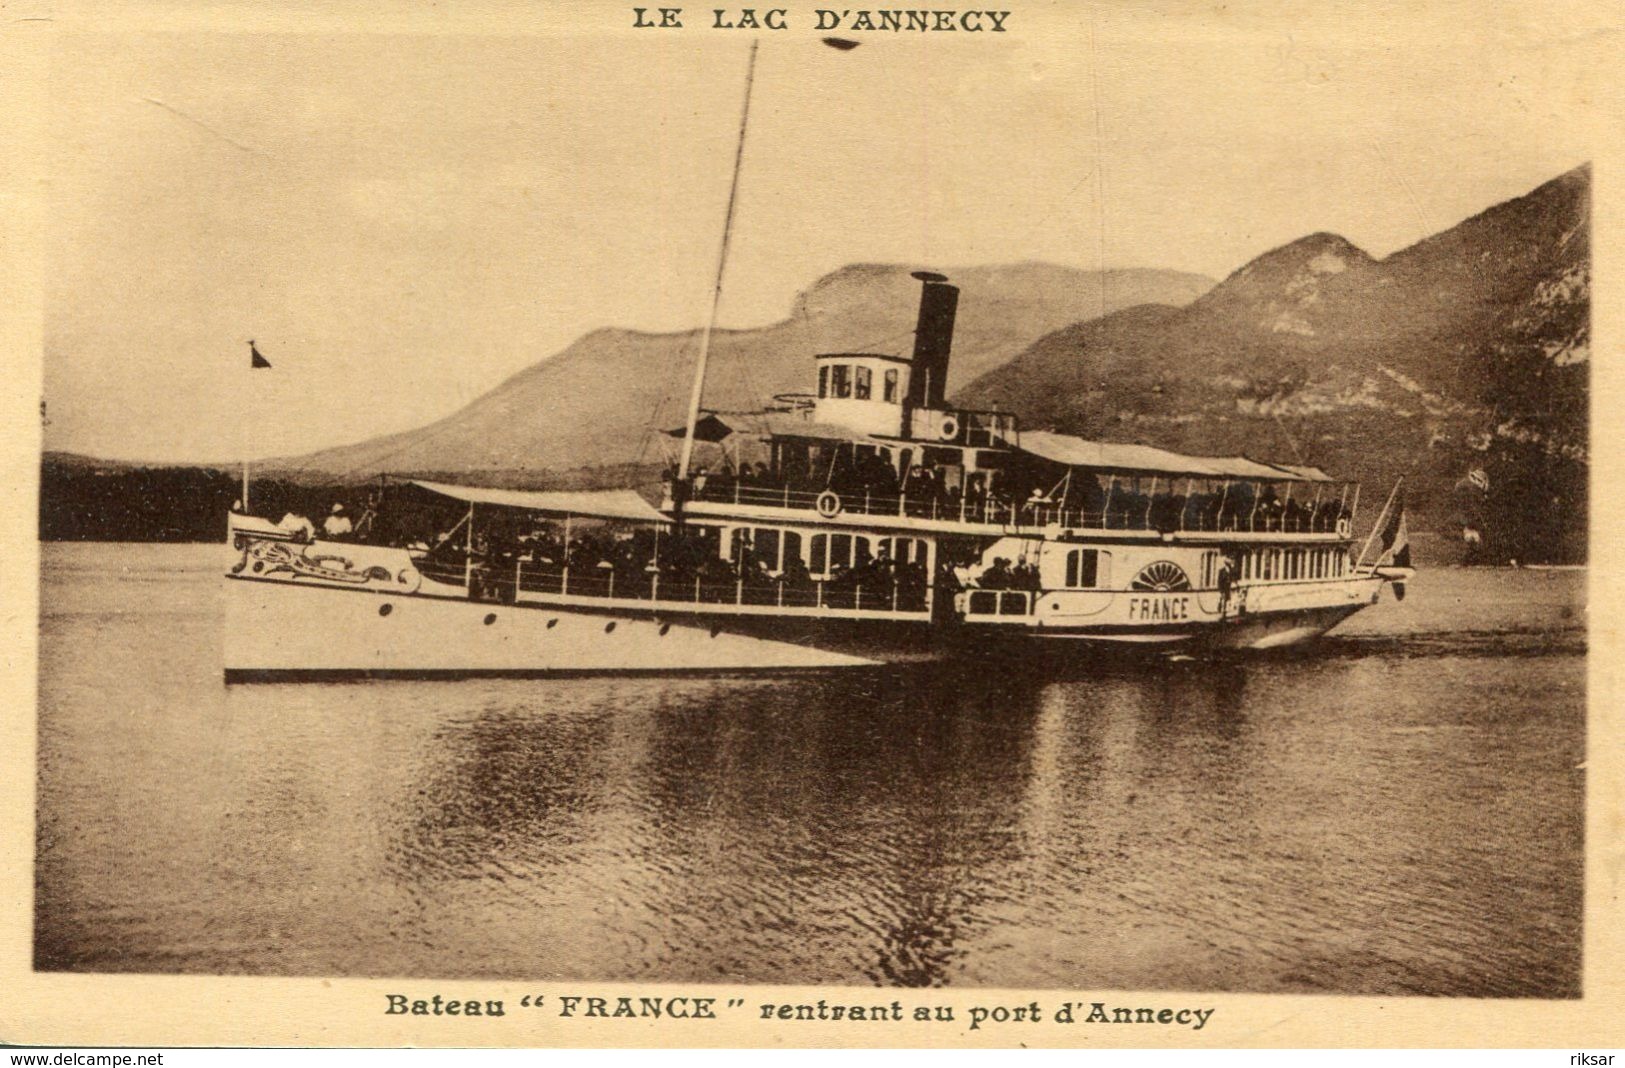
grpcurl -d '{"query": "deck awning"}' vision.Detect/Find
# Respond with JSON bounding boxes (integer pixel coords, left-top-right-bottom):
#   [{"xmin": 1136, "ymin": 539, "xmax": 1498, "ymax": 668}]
[
  {"xmin": 659, "ymin": 411, "xmax": 880, "ymax": 446},
  {"xmin": 409, "ymin": 480, "xmax": 668, "ymax": 522},
  {"xmin": 661, "ymin": 413, "xmax": 736, "ymax": 442},
  {"xmin": 1018, "ymin": 430, "xmax": 1332, "ymax": 481}
]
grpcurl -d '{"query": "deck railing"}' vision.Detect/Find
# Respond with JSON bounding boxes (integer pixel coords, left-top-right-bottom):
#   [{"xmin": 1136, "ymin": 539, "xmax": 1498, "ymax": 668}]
[
  {"xmin": 687, "ymin": 480, "xmax": 1350, "ymax": 535},
  {"xmin": 420, "ymin": 559, "xmax": 933, "ymax": 614}
]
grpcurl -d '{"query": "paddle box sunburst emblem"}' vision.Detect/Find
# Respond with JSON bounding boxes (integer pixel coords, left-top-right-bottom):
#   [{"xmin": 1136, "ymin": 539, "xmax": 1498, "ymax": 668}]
[{"xmin": 1131, "ymin": 561, "xmax": 1191, "ymax": 592}]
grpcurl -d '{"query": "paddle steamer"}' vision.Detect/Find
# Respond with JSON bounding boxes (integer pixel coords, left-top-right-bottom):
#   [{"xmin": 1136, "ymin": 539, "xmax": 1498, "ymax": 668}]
[
  {"xmin": 222, "ymin": 40, "xmax": 1411, "ymax": 679},
  {"xmin": 223, "ymin": 271, "xmax": 1413, "ymax": 679}
]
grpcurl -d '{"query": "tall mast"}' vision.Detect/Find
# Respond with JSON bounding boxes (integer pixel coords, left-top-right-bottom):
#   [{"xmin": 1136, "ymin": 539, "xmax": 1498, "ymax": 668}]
[{"xmin": 677, "ymin": 38, "xmax": 760, "ymax": 482}]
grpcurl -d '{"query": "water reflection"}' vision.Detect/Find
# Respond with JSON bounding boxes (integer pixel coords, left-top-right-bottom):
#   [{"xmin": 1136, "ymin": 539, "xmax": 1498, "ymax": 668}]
[{"xmin": 372, "ymin": 650, "xmax": 1573, "ymax": 988}]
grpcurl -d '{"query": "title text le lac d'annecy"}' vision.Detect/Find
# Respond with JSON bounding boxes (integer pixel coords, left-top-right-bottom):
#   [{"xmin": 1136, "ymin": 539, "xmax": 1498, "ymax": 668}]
[{"xmin": 632, "ymin": 8, "xmax": 1012, "ymax": 32}]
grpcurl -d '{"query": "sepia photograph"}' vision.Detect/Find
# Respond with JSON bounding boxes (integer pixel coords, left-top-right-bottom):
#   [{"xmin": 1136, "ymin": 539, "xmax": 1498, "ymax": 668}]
[{"xmin": 14, "ymin": 0, "xmax": 1615, "ymax": 1044}]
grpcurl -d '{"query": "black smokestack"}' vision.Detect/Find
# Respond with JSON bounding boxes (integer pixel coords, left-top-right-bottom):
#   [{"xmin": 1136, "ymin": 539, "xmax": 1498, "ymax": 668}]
[{"xmin": 907, "ymin": 271, "xmax": 959, "ymax": 409}]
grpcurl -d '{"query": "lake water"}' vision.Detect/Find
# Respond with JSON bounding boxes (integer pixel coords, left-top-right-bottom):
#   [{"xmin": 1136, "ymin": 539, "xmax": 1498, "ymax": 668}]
[{"xmin": 35, "ymin": 542, "xmax": 1585, "ymax": 995}]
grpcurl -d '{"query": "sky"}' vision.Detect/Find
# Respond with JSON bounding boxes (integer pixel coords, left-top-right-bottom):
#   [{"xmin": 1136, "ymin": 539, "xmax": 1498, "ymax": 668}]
[{"xmin": 39, "ymin": 0, "xmax": 1613, "ymax": 462}]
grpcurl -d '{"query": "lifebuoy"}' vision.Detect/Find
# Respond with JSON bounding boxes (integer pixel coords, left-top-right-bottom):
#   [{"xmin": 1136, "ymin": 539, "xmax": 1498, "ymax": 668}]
[
  {"xmin": 1336, "ymin": 516, "xmax": 1352, "ymax": 538},
  {"xmin": 816, "ymin": 490, "xmax": 842, "ymax": 518},
  {"xmin": 938, "ymin": 414, "xmax": 961, "ymax": 441}
]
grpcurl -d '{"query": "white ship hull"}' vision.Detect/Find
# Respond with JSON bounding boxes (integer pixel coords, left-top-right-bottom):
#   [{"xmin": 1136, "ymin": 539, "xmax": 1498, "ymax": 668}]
[
  {"xmin": 223, "ymin": 570, "xmax": 1385, "ymax": 679},
  {"xmin": 224, "ymin": 576, "xmax": 887, "ymax": 679}
]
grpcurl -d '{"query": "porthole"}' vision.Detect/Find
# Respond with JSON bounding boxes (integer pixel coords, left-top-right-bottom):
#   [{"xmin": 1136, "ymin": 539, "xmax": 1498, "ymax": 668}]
[
  {"xmin": 483, "ymin": 613, "xmax": 497, "ymax": 626},
  {"xmin": 659, "ymin": 623, "xmax": 671, "ymax": 636},
  {"xmin": 709, "ymin": 626, "xmax": 721, "ymax": 639},
  {"xmin": 378, "ymin": 603, "xmax": 393, "ymax": 617},
  {"xmin": 547, "ymin": 618, "xmax": 558, "ymax": 629},
  {"xmin": 604, "ymin": 621, "xmax": 617, "ymax": 633}
]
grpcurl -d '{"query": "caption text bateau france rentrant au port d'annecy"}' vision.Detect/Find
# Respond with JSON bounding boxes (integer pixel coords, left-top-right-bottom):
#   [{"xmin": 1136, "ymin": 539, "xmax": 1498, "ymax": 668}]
[
  {"xmin": 383, "ymin": 994, "xmax": 1217, "ymax": 1031},
  {"xmin": 631, "ymin": 8, "xmax": 1012, "ymax": 32}
]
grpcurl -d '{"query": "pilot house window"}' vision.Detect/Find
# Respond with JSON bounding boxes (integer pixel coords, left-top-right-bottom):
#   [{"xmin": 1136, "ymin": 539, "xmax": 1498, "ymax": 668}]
[
  {"xmin": 884, "ymin": 369, "xmax": 898, "ymax": 403},
  {"xmin": 855, "ymin": 366, "xmax": 872, "ymax": 400},
  {"xmin": 818, "ymin": 365, "xmax": 829, "ymax": 399},
  {"xmin": 831, "ymin": 364, "xmax": 851, "ymax": 399}
]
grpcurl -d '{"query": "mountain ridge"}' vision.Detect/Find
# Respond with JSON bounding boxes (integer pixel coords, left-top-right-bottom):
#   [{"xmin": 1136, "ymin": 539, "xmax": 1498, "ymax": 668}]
[
  {"xmin": 955, "ymin": 164, "xmax": 1589, "ymax": 562},
  {"xmin": 260, "ymin": 262, "xmax": 1213, "ymax": 479}
]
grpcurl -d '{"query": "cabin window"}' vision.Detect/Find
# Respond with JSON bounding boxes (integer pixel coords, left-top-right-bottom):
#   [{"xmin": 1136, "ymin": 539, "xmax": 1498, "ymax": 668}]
[
  {"xmin": 818, "ymin": 365, "xmax": 829, "ymax": 399},
  {"xmin": 854, "ymin": 366, "xmax": 872, "ymax": 400},
  {"xmin": 831, "ymin": 534, "xmax": 853, "ymax": 570},
  {"xmin": 883, "ymin": 369, "xmax": 898, "ymax": 403},
  {"xmin": 756, "ymin": 528, "xmax": 779, "ymax": 568},
  {"xmin": 1064, "ymin": 549, "xmax": 1100, "ymax": 589},
  {"xmin": 809, "ymin": 532, "xmax": 873, "ymax": 577},
  {"xmin": 883, "ymin": 537, "xmax": 926, "ymax": 565},
  {"xmin": 1201, "ymin": 551, "xmax": 1218, "ymax": 588},
  {"xmin": 734, "ymin": 528, "xmax": 802, "ymax": 573},
  {"xmin": 831, "ymin": 364, "xmax": 852, "ymax": 399}
]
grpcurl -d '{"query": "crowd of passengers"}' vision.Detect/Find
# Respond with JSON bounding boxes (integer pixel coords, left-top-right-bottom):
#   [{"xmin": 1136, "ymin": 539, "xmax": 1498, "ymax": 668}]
[
  {"xmin": 418, "ymin": 521, "xmax": 930, "ymax": 610},
  {"xmin": 679, "ymin": 456, "xmax": 1352, "ymax": 532}
]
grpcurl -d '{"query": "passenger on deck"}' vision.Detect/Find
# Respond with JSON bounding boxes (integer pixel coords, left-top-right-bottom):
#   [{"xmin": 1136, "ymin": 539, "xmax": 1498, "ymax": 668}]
[
  {"xmin": 852, "ymin": 452, "xmax": 895, "ymax": 500},
  {"xmin": 964, "ymin": 472, "xmax": 988, "ymax": 519},
  {"xmin": 1256, "ymin": 490, "xmax": 1282, "ymax": 531},
  {"xmin": 1023, "ymin": 487, "xmax": 1052, "ymax": 524},
  {"xmin": 781, "ymin": 554, "xmax": 812, "ymax": 590},
  {"xmin": 1223, "ymin": 483, "xmax": 1256, "ymax": 531},
  {"xmin": 277, "ymin": 512, "xmax": 315, "ymax": 542},
  {"xmin": 980, "ymin": 557, "xmax": 1013, "ymax": 589},
  {"xmin": 1217, "ymin": 554, "xmax": 1236, "ymax": 614},
  {"xmin": 322, "ymin": 503, "xmax": 353, "ymax": 538}
]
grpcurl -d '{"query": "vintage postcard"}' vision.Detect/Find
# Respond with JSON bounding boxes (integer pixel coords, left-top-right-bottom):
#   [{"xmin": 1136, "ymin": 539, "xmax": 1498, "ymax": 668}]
[{"xmin": 2, "ymin": 0, "xmax": 1621, "ymax": 1049}]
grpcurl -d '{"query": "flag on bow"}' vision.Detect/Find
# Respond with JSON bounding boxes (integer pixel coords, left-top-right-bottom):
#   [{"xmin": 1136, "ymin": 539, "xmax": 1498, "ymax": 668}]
[
  {"xmin": 1377, "ymin": 488, "xmax": 1411, "ymax": 570},
  {"xmin": 250, "ymin": 340, "xmax": 271, "ymax": 369}
]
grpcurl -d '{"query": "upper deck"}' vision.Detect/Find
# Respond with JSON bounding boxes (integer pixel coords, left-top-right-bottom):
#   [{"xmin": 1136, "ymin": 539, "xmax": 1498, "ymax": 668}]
[
  {"xmin": 668, "ymin": 270, "xmax": 1358, "ymax": 544},
  {"xmin": 679, "ymin": 471, "xmax": 1353, "ymax": 542}
]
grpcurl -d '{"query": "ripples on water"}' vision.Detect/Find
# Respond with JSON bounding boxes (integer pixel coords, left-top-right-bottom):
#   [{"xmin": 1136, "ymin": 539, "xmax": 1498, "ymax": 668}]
[{"xmin": 35, "ymin": 545, "xmax": 1584, "ymax": 995}]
